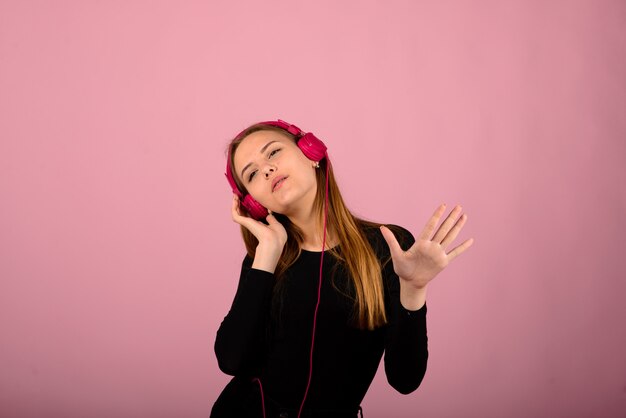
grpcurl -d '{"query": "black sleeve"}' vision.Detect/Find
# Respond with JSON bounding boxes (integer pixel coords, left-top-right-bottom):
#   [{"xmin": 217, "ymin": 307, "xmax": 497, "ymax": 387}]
[
  {"xmin": 382, "ymin": 225, "xmax": 429, "ymax": 394},
  {"xmin": 214, "ymin": 254, "xmax": 275, "ymax": 376}
]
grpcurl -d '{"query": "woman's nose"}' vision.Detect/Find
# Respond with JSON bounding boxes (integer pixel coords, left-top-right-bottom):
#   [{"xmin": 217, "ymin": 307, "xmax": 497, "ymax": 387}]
[{"xmin": 263, "ymin": 165, "xmax": 276, "ymax": 178}]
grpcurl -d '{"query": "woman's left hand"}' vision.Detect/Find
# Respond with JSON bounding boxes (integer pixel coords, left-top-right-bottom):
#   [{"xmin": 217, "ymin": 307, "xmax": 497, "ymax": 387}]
[{"xmin": 380, "ymin": 204, "xmax": 474, "ymax": 290}]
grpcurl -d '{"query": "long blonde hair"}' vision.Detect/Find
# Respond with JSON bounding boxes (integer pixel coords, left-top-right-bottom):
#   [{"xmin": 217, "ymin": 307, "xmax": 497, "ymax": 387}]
[{"xmin": 227, "ymin": 123, "xmax": 406, "ymax": 330}]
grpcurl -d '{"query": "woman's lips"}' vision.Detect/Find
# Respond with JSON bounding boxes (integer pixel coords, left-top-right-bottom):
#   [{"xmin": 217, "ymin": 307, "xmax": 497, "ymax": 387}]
[{"xmin": 272, "ymin": 176, "xmax": 287, "ymax": 192}]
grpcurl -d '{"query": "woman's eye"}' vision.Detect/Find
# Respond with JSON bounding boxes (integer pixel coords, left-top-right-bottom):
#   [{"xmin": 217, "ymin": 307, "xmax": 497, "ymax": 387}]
[{"xmin": 269, "ymin": 148, "xmax": 280, "ymax": 157}]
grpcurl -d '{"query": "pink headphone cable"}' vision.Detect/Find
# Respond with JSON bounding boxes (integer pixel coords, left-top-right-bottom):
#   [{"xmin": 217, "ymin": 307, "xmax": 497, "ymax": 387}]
[
  {"xmin": 296, "ymin": 157, "xmax": 331, "ymax": 418},
  {"xmin": 252, "ymin": 378, "xmax": 266, "ymax": 418},
  {"xmin": 252, "ymin": 157, "xmax": 330, "ymax": 418}
]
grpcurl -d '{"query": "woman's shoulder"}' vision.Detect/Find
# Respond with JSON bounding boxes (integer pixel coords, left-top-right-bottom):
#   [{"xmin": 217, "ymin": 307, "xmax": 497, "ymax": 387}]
[{"xmin": 359, "ymin": 221, "xmax": 416, "ymax": 254}]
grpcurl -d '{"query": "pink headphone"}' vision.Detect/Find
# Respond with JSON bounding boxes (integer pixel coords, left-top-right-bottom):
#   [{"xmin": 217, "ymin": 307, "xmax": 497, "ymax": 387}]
[{"xmin": 224, "ymin": 119, "xmax": 328, "ymax": 220}]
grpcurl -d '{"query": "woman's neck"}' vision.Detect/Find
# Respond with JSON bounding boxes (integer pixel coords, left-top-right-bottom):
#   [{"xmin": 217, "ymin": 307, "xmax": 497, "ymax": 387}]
[{"xmin": 288, "ymin": 208, "xmax": 336, "ymax": 251}]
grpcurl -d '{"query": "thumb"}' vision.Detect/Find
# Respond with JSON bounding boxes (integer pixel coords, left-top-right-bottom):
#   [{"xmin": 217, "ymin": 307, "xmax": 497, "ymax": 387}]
[
  {"xmin": 266, "ymin": 211, "xmax": 279, "ymax": 225},
  {"xmin": 380, "ymin": 225, "xmax": 403, "ymax": 258}
]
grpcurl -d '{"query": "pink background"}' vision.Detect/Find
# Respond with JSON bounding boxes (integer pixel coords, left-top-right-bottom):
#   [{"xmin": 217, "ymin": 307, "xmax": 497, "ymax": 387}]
[{"xmin": 1, "ymin": 1, "xmax": 625, "ymax": 417}]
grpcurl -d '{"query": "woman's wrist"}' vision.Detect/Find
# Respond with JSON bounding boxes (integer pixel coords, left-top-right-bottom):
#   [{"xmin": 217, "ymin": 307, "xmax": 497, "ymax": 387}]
[
  {"xmin": 399, "ymin": 281, "xmax": 427, "ymax": 311},
  {"xmin": 252, "ymin": 244, "xmax": 282, "ymax": 273}
]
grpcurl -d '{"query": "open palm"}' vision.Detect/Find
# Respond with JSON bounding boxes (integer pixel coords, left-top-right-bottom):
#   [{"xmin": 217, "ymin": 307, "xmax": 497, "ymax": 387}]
[{"xmin": 380, "ymin": 204, "xmax": 474, "ymax": 290}]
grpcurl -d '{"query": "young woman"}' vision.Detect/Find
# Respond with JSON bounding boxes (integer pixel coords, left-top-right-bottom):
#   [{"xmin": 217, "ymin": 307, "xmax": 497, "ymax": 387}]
[{"xmin": 212, "ymin": 120, "xmax": 473, "ymax": 418}]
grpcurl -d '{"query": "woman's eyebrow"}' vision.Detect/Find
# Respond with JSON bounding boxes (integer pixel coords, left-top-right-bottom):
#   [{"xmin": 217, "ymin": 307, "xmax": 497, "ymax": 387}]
[{"xmin": 240, "ymin": 140, "xmax": 279, "ymax": 178}]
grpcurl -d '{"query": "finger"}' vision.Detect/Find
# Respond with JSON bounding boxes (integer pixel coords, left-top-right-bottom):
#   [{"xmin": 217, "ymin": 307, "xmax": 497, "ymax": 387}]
[
  {"xmin": 380, "ymin": 225, "xmax": 404, "ymax": 259},
  {"xmin": 433, "ymin": 205, "xmax": 463, "ymax": 244},
  {"xmin": 233, "ymin": 208, "xmax": 268, "ymax": 232},
  {"xmin": 231, "ymin": 195, "xmax": 245, "ymax": 220},
  {"xmin": 231, "ymin": 196, "xmax": 257, "ymax": 227},
  {"xmin": 418, "ymin": 204, "xmax": 447, "ymax": 241},
  {"xmin": 446, "ymin": 238, "xmax": 475, "ymax": 262},
  {"xmin": 231, "ymin": 195, "xmax": 239, "ymax": 217},
  {"xmin": 440, "ymin": 213, "xmax": 468, "ymax": 248},
  {"xmin": 266, "ymin": 212, "xmax": 280, "ymax": 226}
]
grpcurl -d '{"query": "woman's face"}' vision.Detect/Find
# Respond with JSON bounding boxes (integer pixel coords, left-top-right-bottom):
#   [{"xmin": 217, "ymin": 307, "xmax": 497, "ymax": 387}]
[{"xmin": 233, "ymin": 129, "xmax": 318, "ymax": 216}]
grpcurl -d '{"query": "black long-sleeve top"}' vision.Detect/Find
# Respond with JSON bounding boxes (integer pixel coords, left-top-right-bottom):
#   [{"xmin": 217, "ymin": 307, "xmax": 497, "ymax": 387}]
[{"xmin": 214, "ymin": 224, "xmax": 428, "ymax": 412}]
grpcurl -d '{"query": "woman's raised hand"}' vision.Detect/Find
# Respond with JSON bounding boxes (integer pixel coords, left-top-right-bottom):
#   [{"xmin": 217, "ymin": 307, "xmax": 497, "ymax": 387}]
[
  {"xmin": 231, "ymin": 195, "xmax": 287, "ymax": 261},
  {"xmin": 380, "ymin": 204, "xmax": 474, "ymax": 290}
]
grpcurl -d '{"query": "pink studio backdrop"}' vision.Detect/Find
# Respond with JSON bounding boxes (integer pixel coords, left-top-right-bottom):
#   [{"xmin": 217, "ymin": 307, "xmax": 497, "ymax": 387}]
[{"xmin": 1, "ymin": 1, "xmax": 625, "ymax": 417}]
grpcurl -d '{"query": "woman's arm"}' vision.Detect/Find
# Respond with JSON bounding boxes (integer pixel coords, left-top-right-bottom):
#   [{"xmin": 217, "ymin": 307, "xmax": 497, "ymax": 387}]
[
  {"xmin": 215, "ymin": 196, "xmax": 287, "ymax": 375},
  {"xmin": 381, "ymin": 204, "xmax": 473, "ymax": 394},
  {"xmin": 383, "ymin": 286, "xmax": 429, "ymax": 394},
  {"xmin": 214, "ymin": 254, "xmax": 274, "ymax": 376},
  {"xmin": 381, "ymin": 225, "xmax": 429, "ymax": 394}
]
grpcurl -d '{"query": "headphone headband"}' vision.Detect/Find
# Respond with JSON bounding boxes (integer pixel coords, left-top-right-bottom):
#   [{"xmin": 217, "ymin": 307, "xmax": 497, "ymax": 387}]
[{"xmin": 233, "ymin": 119, "xmax": 303, "ymax": 140}]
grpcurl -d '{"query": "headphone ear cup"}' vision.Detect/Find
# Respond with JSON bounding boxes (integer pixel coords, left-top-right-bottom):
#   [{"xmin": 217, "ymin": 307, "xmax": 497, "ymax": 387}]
[
  {"xmin": 298, "ymin": 132, "xmax": 327, "ymax": 162},
  {"xmin": 242, "ymin": 194, "xmax": 269, "ymax": 221}
]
